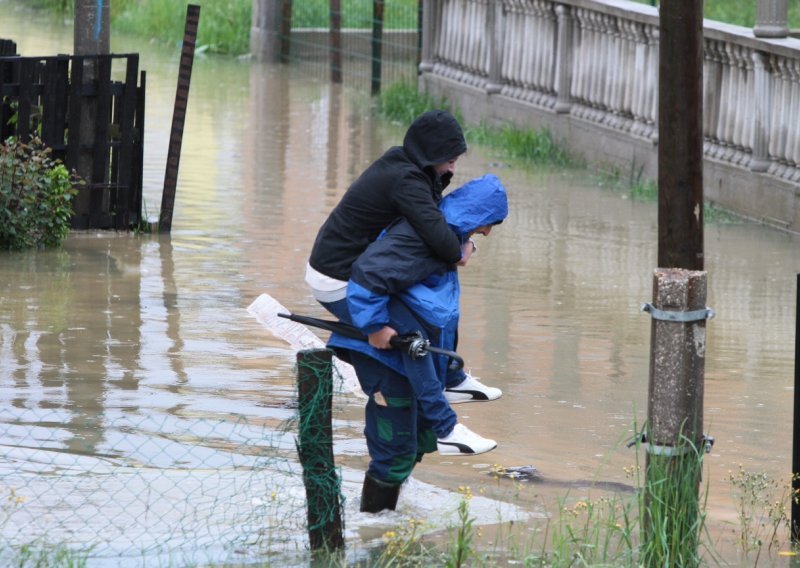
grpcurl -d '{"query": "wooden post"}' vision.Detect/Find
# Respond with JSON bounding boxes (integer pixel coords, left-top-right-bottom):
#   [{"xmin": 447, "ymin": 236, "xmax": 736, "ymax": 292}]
[
  {"xmin": 644, "ymin": 268, "xmax": 710, "ymax": 563},
  {"xmin": 159, "ymin": 4, "xmax": 200, "ymax": 233},
  {"xmin": 371, "ymin": 0, "xmax": 384, "ymax": 95},
  {"xmin": 330, "ymin": 0, "xmax": 342, "ymax": 83},
  {"xmin": 280, "ymin": 0, "xmax": 293, "ymax": 64},
  {"xmin": 793, "ymin": 274, "xmax": 800, "ymax": 543},
  {"xmin": 658, "ymin": 0, "xmax": 704, "ymax": 271},
  {"xmin": 296, "ymin": 349, "xmax": 344, "ymax": 552}
]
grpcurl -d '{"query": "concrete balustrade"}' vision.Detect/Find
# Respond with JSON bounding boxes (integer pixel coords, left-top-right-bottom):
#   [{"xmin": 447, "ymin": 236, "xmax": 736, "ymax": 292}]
[{"xmin": 418, "ymin": 0, "xmax": 800, "ymax": 233}]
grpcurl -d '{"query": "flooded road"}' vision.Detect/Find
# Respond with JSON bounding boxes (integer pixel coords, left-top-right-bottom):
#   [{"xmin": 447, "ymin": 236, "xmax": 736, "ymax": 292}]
[{"xmin": 2, "ymin": 2, "xmax": 800, "ymax": 565}]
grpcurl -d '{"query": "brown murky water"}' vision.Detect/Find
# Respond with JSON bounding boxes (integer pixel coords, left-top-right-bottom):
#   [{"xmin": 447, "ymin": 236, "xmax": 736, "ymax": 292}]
[{"xmin": 2, "ymin": 3, "xmax": 800, "ymax": 565}]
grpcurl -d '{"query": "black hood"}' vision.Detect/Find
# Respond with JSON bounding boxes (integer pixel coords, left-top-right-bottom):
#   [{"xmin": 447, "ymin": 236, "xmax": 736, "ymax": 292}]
[{"xmin": 402, "ymin": 110, "xmax": 467, "ymax": 170}]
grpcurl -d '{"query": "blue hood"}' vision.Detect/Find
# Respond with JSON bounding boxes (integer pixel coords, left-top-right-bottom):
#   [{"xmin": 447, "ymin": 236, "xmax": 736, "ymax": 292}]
[{"xmin": 440, "ymin": 173, "xmax": 508, "ymax": 238}]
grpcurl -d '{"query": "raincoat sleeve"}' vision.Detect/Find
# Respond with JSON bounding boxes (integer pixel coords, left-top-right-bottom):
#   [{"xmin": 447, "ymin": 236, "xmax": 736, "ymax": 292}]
[{"xmin": 393, "ymin": 177, "xmax": 462, "ymax": 265}]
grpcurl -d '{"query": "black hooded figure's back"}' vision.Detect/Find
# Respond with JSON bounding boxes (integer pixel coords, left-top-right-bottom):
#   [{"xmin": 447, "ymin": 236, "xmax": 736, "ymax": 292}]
[{"xmin": 308, "ymin": 110, "xmax": 467, "ymax": 282}]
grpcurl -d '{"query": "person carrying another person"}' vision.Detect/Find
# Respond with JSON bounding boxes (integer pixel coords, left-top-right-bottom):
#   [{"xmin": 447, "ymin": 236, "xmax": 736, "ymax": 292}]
[
  {"xmin": 327, "ymin": 174, "xmax": 509, "ymax": 512},
  {"xmin": 305, "ymin": 109, "xmax": 500, "ymax": 403}
]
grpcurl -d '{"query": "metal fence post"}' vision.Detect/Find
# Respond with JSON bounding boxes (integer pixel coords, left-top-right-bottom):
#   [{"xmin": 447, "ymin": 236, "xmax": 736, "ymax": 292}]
[{"xmin": 296, "ymin": 348, "xmax": 344, "ymax": 552}]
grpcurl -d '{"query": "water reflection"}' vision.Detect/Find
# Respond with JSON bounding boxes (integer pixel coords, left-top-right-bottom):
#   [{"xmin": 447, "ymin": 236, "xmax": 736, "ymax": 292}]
[{"xmin": 2, "ymin": 2, "xmax": 800, "ymax": 564}]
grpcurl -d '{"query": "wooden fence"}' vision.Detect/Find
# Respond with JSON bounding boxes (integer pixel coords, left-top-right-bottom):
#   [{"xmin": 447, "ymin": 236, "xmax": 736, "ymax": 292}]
[{"xmin": 0, "ymin": 53, "xmax": 145, "ymax": 230}]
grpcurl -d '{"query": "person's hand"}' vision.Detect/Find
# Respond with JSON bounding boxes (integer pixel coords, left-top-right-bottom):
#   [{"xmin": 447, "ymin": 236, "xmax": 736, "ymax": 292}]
[
  {"xmin": 456, "ymin": 239, "xmax": 476, "ymax": 267},
  {"xmin": 369, "ymin": 326, "xmax": 397, "ymax": 349}
]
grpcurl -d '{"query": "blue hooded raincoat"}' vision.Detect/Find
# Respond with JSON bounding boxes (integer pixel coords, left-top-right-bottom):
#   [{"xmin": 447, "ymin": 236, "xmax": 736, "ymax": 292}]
[{"xmin": 329, "ymin": 173, "xmax": 508, "ymax": 389}]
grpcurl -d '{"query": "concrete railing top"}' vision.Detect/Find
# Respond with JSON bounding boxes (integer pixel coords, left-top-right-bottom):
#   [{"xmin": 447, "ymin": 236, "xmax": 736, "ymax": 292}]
[{"xmin": 560, "ymin": 0, "xmax": 800, "ymax": 57}]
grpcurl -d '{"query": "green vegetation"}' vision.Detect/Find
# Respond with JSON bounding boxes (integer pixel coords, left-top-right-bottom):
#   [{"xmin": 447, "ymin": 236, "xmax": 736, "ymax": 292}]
[
  {"xmin": 22, "ymin": 0, "xmax": 797, "ymax": 55},
  {"xmin": 0, "ymin": 138, "xmax": 79, "ymax": 251},
  {"xmin": 379, "ymin": 81, "xmax": 573, "ymax": 168},
  {"xmin": 24, "ymin": 0, "xmax": 419, "ymax": 55},
  {"xmin": 379, "ymin": 81, "xmax": 741, "ymax": 226},
  {"xmin": 0, "ymin": 487, "xmax": 89, "ymax": 567},
  {"xmin": 631, "ymin": 0, "xmax": 799, "ymax": 29}
]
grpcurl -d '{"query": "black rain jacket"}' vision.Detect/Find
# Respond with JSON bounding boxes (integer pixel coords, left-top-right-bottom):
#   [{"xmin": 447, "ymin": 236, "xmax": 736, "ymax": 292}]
[{"xmin": 308, "ymin": 109, "xmax": 467, "ymax": 282}]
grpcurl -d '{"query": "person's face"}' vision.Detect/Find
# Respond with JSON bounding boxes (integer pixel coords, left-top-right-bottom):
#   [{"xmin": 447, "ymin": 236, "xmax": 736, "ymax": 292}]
[
  {"xmin": 433, "ymin": 155, "xmax": 460, "ymax": 178},
  {"xmin": 469, "ymin": 225, "xmax": 493, "ymax": 237}
]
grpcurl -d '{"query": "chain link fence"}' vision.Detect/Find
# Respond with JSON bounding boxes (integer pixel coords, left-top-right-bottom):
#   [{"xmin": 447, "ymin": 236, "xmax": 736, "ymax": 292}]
[
  {"xmin": 0, "ymin": 407, "xmax": 322, "ymax": 566},
  {"xmin": 278, "ymin": 0, "xmax": 421, "ymax": 91}
]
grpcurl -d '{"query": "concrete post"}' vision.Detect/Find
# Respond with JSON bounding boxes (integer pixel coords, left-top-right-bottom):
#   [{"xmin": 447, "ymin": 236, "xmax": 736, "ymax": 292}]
[
  {"xmin": 750, "ymin": 51, "xmax": 772, "ymax": 172},
  {"xmin": 754, "ymin": 0, "xmax": 789, "ymax": 39},
  {"xmin": 646, "ymin": 268, "xmax": 707, "ymax": 451},
  {"xmin": 74, "ymin": 0, "xmax": 110, "ymax": 56},
  {"xmin": 250, "ymin": 0, "xmax": 283, "ymax": 61},
  {"xmin": 419, "ymin": 0, "xmax": 436, "ymax": 73},
  {"xmin": 486, "ymin": 1, "xmax": 504, "ymax": 94},
  {"xmin": 643, "ymin": 268, "xmax": 710, "ymax": 563},
  {"xmin": 554, "ymin": 4, "xmax": 573, "ymax": 114},
  {"xmin": 73, "ymin": 0, "xmax": 110, "ymax": 226}
]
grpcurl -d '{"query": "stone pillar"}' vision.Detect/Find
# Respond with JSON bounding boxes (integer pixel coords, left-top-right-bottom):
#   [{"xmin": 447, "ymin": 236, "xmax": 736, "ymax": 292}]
[
  {"xmin": 73, "ymin": 0, "xmax": 110, "ymax": 227},
  {"xmin": 250, "ymin": 0, "xmax": 283, "ymax": 61},
  {"xmin": 750, "ymin": 51, "xmax": 772, "ymax": 172},
  {"xmin": 754, "ymin": 0, "xmax": 789, "ymax": 38},
  {"xmin": 419, "ymin": 0, "xmax": 436, "ymax": 73},
  {"xmin": 554, "ymin": 4, "xmax": 573, "ymax": 113},
  {"xmin": 74, "ymin": 0, "xmax": 110, "ymax": 56},
  {"xmin": 486, "ymin": 1, "xmax": 504, "ymax": 94}
]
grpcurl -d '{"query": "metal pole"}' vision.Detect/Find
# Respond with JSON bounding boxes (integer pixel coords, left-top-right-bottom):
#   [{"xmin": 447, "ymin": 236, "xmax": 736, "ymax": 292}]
[
  {"xmin": 793, "ymin": 274, "xmax": 800, "ymax": 542},
  {"xmin": 296, "ymin": 349, "xmax": 344, "ymax": 552},
  {"xmin": 371, "ymin": 0, "xmax": 384, "ymax": 95},
  {"xmin": 159, "ymin": 4, "xmax": 200, "ymax": 233},
  {"xmin": 329, "ymin": 0, "xmax": 342, "ymax": 83},
  {"xmin": 658, "ymin": 0, "xmax": 704, "ymax": 271}
]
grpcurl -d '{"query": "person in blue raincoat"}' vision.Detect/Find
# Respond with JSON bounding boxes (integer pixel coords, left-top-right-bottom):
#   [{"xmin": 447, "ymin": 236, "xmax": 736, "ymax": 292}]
[{"xmin": 328, "ymin": 173, "xmax": 509, "ymax": 513}]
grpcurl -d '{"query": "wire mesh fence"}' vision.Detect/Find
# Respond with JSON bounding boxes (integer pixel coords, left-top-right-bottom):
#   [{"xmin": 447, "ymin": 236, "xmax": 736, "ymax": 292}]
[
  {"xmin": 0, "ymin": 405, "xmax": 327, "ymax": 566},
  {"xmin": 279, "ymin": 0, "xmax": 421, "ymax": 92}
]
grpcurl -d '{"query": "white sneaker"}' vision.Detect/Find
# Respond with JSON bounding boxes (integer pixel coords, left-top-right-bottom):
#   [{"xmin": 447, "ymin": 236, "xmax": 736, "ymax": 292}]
[
  {"xmin": 437, "ymin": 423, "xmax": 497, "ymax": 456},
  {"xmin": 444, "ymin": 373, "xmax": 502, "ymax": 404}
]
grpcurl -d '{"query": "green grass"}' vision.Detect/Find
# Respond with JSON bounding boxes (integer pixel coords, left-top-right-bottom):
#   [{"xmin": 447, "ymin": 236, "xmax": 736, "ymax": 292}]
[
  {"xmin": 379, "ymin": 81, "xmax": 574, "ymax": 168},
  {"xmin": 22, "ymin": 0, "xmax": 797, "ymax": 56},
  {"xmin": 631, "ymin": 0, "xmax": 800, "ymax": 29}
]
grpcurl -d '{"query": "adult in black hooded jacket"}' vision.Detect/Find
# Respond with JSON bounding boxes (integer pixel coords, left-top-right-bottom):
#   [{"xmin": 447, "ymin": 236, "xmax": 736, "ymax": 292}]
[{"xmin": 306, "ymin": 110, "xmax": 467, "ymax": 313}]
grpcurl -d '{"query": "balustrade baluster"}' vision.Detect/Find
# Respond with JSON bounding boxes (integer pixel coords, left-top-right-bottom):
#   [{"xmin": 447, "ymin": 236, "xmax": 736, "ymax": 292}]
[
  {"xmin": 750, "ymin": 50, "xmax": 772, "ymax": 172},
  {"xmin": 572, "ymin": 8, "xmax": 587, "ymax": 104},
  {"xmin": 732, "ymin": 45, "xmax": 750, "ymax": 162},
  {"xmin": 772, "ymin": 58, "xmax": 790, "ymax": 173},
  {"xmin": 787, "ymin": 60, "xmax": 800, "ymax": 178},
  {"xmin": 645, "ymin": 26, "xmax": 659, "ymax": 131},
  {"xmin": 554, "ymin": 3, "xmax": 572, "ymax": 112}
]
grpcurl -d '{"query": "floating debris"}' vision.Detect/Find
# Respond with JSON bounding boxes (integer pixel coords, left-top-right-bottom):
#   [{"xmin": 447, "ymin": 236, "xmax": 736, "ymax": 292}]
[{"xmin": 489, "ymin": 465, "xmax": 540, "ymax": 481}]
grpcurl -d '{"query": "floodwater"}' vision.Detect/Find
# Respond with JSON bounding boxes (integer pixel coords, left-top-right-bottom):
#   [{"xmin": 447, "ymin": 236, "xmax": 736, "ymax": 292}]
[{"xmin": 2, "ymin": 2, "xmax": 800, "ymax": 565}]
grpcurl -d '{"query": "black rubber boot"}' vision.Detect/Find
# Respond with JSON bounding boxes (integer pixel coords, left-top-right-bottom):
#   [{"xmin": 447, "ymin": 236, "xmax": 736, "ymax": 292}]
[{"xmin": 359, "ymin": 473, "xmax": 401, "ymax": 513}]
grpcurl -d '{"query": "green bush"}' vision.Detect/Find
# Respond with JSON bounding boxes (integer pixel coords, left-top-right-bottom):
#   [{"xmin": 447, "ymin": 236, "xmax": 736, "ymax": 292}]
[{"xmin": 0, "ymin": 138, "xmax": 79, "ymax": 251}]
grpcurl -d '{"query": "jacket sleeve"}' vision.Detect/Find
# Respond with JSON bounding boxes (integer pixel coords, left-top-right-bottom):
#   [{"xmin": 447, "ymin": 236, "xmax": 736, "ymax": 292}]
[
  {"xmin": 348, "ymin": 223, "xmax": 446, "ymax": 334},
  {"xmin": 347, "ymin": 280, "xmax": 390, "ymax": 335},
  {"xmin": 393, "ymin": 175, "xmax": 462, "ymax": 264}
]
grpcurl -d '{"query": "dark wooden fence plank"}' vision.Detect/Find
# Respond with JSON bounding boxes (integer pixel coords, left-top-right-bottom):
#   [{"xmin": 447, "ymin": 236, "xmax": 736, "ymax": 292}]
[
  {"xmin": 3, "ymin": 53, "xmax": 144, "ymax": 231},
  {"xmin": 132, "ymin": 70, "xmax": 146, "ymax": 226},
  {"xmin": 16, "ymin": 58, "xmax": 33, "ymax": 142},
  {"xmin": 89, "ymin": 55, "xmax": 113, "ymax": 228},
  {"xmin": 115, "ymin": 54, "xmax": 139, "ymax": 229}
]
